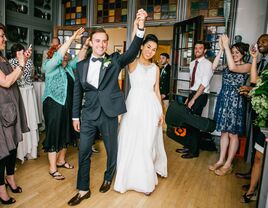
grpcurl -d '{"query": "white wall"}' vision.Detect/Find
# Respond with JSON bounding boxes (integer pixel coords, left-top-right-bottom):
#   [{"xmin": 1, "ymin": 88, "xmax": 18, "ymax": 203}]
[
  {"xmin": 105, "ymin": 28, "xmax": 127, "ymax": 54},
  {"xmin": 235, "ymin": 0, "xmax": 268, "ymax": 44}
]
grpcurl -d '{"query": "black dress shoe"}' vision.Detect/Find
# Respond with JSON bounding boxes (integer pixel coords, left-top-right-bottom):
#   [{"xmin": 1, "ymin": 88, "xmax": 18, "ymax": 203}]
[
  {"xmin": 235, "ymin": 172, "xmax": 251, "ymax": 179},
  {"xmin": 181, "ymin": 153, "xmax": 198, "ymax": 159},
  {"xmin": 99, "ymin": 180, "xmax": 111, "ymax": 193},
  {"xmin": 175, "ymin": 148, "xmax": 189, "ymax": 154},
  {"xmin": 68, "ymin": 190, "xmax": 91, "ymax": 206}
]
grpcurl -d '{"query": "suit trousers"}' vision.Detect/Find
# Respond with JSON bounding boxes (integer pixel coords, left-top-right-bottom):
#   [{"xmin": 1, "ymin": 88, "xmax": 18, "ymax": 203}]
[
  {"xmin": 184, "ymin": 92, "xmax": 208, "ymax": 156},
  {"xmin": 77, "ymin": 110, "xmax": 118, "ymax": 191}
]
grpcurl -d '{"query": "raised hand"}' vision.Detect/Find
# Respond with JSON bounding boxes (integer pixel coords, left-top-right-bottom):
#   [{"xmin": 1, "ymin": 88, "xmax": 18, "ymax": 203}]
[
  {"xmin": 221, "ymin": 34, "xmax": 230, "ymax": 49},
  {"xmin": 72, "ymin": 27, "xmax": 85, "ymax": 41},
  {"xmin": 83, "ymin": 37, "xmax": 91, "ymax": 48},
  {"xmin": 136, "ymin": 9, "xmax": 148, "ymax": 29},
  {"xmin": 16, "ymin": 50, "xmax": 26, "ymax": 67},
  {"xmin": 249, "ymin": 44, "xmax": 259, "ymax": 59}
]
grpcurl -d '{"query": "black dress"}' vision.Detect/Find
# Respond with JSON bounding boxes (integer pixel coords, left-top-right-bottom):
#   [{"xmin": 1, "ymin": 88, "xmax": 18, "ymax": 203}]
[{"xmin": 43, "ymin": 72, "xmax": 77, "ymax": 152}]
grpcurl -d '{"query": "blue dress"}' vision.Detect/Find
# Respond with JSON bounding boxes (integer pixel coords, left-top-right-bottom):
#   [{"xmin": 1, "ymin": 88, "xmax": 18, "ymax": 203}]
[{"xmin": 214, "ymin": 67, "xmax": 248, "ymax": 135}]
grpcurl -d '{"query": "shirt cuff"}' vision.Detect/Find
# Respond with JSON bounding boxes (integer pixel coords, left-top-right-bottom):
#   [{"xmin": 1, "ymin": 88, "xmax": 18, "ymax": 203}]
[
  {"xmin": 136, "ymin": 28, "xmax": 145, "ymax": 38},
  {"xmin": 72, "ymin": 118, "xmax": 79, "ymax": 121}
]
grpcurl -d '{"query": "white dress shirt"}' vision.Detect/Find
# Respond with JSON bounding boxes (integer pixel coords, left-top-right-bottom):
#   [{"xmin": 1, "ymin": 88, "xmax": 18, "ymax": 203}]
[
  {"xmin": 72, "ymin": 29, "xmax": 145, "ymax": 120},
  {"xmin": 189, "ymin": 56, "xmax": 213, "ymax": 93},
  {"xmin": 87, "ymin": 56, "xmax": 103, "ymax": 89}
]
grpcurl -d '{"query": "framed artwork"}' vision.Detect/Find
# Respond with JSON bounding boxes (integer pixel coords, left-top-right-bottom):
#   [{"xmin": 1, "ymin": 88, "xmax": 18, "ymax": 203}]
[{"xmin": 114, "ymin": 45, "xmax": 124, "ymax": 54}]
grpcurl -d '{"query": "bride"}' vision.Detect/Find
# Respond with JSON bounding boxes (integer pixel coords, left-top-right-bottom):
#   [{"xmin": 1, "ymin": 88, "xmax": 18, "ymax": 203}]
[{"xmin": 114, "ymin": 33, "xmax": 168, "ymax": 195}]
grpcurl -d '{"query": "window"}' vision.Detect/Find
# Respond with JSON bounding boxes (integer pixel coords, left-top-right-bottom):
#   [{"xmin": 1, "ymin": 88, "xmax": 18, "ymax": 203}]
[
  {"xmin": 96, "ymin": 0, "xmax": 128, "ymax": 24},
  {"xmin": 137, "ymin": 0, "xmax": 177, "ymax": 21},
  {"xmin": 64, "ymin": 0, "xmax": 88, "ymax": 26}
]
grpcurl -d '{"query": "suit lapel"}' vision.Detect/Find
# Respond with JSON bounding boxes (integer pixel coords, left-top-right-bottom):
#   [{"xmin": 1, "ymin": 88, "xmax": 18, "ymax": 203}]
[
  {"xmin": 98, "ymin": 54, "xmax": 111, "ymax": 87},
  {"xmin": 82, "ymin": 59, "xmax": 90, "ymax": 84},
  {"xmin": 98, "ymin": 61, "xmax": 105, "ymax": 86}
]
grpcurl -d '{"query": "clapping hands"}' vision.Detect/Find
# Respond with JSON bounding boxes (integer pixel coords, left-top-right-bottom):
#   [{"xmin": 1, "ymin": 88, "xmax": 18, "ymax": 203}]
[{"xmin": 221, "ymin": 34, "xmax": 230, "ymax": 49}]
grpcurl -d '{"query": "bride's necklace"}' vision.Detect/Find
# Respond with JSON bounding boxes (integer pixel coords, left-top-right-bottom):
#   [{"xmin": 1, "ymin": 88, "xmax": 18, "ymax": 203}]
[{"xmin": 138, "ymin": 59, "xmax": 151, "ymax": 67}]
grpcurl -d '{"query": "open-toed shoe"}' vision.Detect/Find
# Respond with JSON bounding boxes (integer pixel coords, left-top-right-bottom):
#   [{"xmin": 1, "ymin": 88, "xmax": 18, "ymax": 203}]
[
  {"xmin": 5, "ymin": 180, "xmax": 22, "ymax": 193},
  {"xmin": 240, "ymin": 192, "xmax": 257, "ymax": 203},
  {"xmin": 56, "ymin": 161, "xmax": 74, "ymax": 169},
  {"xmin": 49, "ymin": 171, "xmax": 65, "ymax": 180},
  {"xmin": 208, "ymin": 163, "xmax": 224, "ymax": 171},
  {"xmin": 0, "ymin": 197, "xmax": 16, "ymax": 204}
]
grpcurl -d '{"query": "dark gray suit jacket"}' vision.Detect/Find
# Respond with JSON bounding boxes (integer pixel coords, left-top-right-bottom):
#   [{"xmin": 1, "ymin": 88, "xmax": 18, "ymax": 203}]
[{"xmin": 72, "ymin": 35, "xmax": 143, "ymax": 120}]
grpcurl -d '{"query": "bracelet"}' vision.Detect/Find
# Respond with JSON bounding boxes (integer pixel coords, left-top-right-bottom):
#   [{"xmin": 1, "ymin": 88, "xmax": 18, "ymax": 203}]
[
  {"xmin": 82, "ymin": 46, "xmax": 89, "ymax": 50},
  {"xmin": 18, "ymin": 65, "xmax": 24, "ymax": 72},
  {"xmin": 137, "ymin": 27, "xmax": 144, "ymax": 31}
]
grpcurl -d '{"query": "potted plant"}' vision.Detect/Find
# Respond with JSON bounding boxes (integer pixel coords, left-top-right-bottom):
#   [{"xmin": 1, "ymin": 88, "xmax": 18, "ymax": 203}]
[{"xmin": 250, "ymin": 68, "xmax": 268, "ymax": 136}]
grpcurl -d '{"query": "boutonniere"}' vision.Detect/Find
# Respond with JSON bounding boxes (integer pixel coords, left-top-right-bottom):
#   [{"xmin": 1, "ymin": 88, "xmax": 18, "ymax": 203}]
[{"xmin": 103, "ymin": 57, "xmax": 112, "ymax": 69}]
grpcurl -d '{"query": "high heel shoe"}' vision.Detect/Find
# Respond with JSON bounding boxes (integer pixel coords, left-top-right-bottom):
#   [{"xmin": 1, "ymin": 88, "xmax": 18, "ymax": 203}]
[
  {"xmin": 214, "ymin": 166, "xmax": 233, "ymax": 176},
  {"xmin": 0, "ymin": 197, "xmax": 16, "ymax": 204},
  {"xmin": 5, "ymin": 181, "xmax": 22, "ymax": 193},
  {"xmin": 208, "ymin": 163, "xmax": 223, "ymax": 171},
  {"xmin": 240, "ymin": 192, "xmax": 257, "ymax": 203}
]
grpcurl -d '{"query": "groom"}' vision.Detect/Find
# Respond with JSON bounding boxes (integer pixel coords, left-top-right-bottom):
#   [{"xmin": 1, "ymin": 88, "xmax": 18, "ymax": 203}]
[{"xmin": 68, "ymin": 9, "xmax": 147, "ymax": 206}]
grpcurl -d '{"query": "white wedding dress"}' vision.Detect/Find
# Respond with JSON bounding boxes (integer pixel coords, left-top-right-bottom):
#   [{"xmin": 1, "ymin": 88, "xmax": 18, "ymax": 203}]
[{"xmin": 114, "ymin": 62, "xmax": 168, "ymax": 194}]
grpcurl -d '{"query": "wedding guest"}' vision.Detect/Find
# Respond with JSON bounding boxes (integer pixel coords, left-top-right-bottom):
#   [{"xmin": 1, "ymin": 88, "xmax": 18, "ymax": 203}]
[
  {"xmin": 241, "ymin": 34, "xmax": 268, "ymax": 203},
  {"xmin": 42, "ymin": 27, "xmax": 88, "ymax": 180},
  {"xmin": 9, "ymin": 43, "xmax": 34, "ymax": 87},
  {"xmin": 9, "ymin": 43, "xmax": 40, "ymax": 161},
  {"xmin": 159, "ymin": 52, "xmax": 171, "ymax": 131},
  {"xmin": 209, "ymin": 35, "xmax": 251, "ymax": 176},
  {"xmin": 176, "ymin": 41, "xmax": 213, "ymax": 159},
  {"xmin": 0, "ymin": 23, "xmax": 30, "ymax": 205}
]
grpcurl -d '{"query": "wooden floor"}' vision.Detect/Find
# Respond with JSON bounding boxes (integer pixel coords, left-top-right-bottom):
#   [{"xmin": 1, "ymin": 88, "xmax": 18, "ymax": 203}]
[{"xmin": 3, "ymin": 133, "xmax": 255, "ymax": 208}]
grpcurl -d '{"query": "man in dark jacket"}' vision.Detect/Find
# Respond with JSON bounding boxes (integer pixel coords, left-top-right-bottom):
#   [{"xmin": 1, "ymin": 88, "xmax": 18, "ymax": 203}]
[{"xmin": 159, "ymin": 53, "xmax": 171, "ymax": 131}]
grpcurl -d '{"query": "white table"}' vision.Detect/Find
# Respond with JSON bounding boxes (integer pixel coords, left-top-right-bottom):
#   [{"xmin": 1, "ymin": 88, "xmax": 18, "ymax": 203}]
[
  {"xmin": 33, "ymin": 81, "xmax": 45, "ymax": 123},
  {"xmin": 17, "ymin": 85, "xmax": 40, "ymax": 161}
]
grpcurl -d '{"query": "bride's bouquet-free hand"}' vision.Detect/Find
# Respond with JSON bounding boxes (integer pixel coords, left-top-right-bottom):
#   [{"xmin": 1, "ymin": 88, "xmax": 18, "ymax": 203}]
[{"xmin": 249, "ymin": 68, "xmax": 268, "ymax": 127}]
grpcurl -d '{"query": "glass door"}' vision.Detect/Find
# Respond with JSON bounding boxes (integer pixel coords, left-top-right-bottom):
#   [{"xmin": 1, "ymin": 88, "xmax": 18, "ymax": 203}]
[{"xmin": 171, "ymin": 15, "xmax": 204, "ymax": 101}]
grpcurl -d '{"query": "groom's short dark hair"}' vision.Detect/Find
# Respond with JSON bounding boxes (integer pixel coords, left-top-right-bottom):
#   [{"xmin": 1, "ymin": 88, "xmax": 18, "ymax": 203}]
[{"xmin": 90, "ymin": 28, "xmax": 109, "ymax": 41}]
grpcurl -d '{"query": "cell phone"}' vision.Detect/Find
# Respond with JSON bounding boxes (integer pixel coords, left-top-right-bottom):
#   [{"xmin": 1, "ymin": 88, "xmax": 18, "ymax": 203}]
[
  {"xmin": 28, "ymin": 44, "xmax": 32, "ymax": 49},
  {"xmin": 251, "ymin": 43, "xmax": 258, "ymax": 52}
]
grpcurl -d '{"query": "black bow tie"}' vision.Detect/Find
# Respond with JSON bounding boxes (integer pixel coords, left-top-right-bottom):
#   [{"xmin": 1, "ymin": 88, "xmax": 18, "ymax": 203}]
[{"xmin": 91, "ymin": 57, "xmax": 104, "ymax": 62}]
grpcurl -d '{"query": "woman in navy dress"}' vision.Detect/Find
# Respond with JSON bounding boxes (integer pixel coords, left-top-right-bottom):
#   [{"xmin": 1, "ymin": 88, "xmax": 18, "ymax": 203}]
[{"xmin": 209, "ymin": 35, "xmax": 251, "ymax": 176}]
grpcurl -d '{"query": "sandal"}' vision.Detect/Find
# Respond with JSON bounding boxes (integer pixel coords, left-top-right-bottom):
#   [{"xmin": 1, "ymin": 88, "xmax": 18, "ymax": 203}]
[
  {"xmin": 5, "ymin": 180, "xmax": 22, "ymax": 193},
  {"xmin": 241, "ymin": 192, "xmax": 257, "ymax": 203},
  {"xmin": 49, "ymin": 171, "xmax": 65, "ymax": 180},
  {"xmin": 0, "ymin": 197, "xmax": 16, "ymax": 204},
  {"xmin": 214, "ymin": 166, "xmax": 233, "ymax": 176},
  {"xmin": 208, "ymin": 163, "xmax": 224, "ymax": 171},
  {"xmin": 56, "ymin": 161, "xmax": 74, "ymax": 169}
]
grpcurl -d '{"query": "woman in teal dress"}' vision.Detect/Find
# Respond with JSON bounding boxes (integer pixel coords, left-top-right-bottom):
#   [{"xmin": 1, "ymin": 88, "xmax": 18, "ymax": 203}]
[
  {"xmin": 209, "ymin": 35, "xmax": 251, "ymax": 176},
  {"xmin": 42, "ymin": 28, "xmax": 89, "ymax": 180}
]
